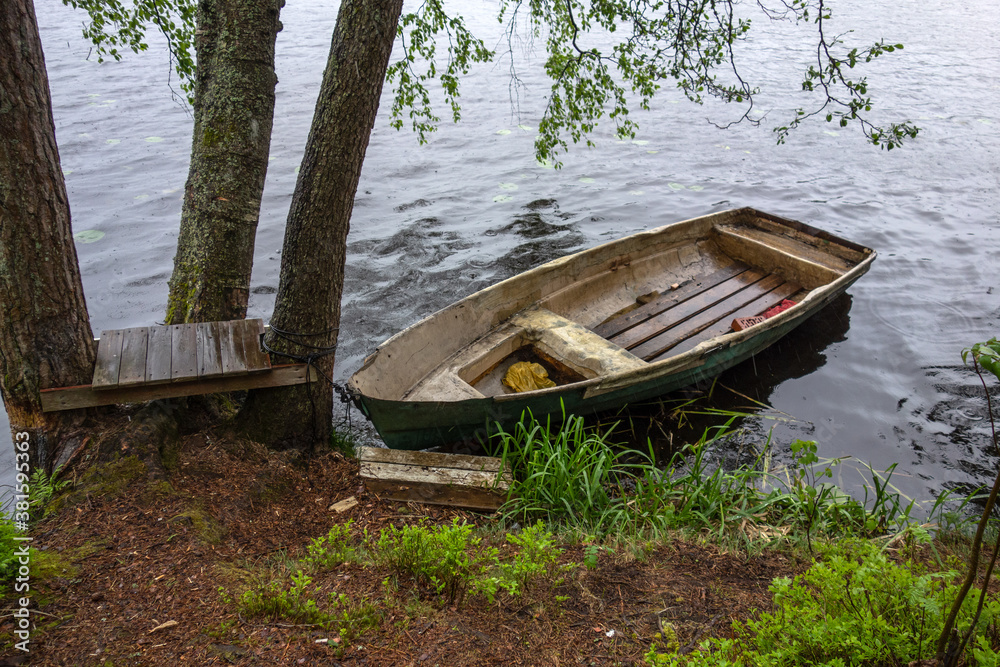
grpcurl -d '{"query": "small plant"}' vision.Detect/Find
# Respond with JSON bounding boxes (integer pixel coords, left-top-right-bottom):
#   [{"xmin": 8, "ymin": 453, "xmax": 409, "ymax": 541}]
[
  {"xmin": 645, "ymin": 539, "xmax": 1000, "ymax": 666},
  {"xmin": 375, "ymin": 518, "xmax": 488, "ymax": 605},
  {"xmin": 238, "ymin": 569, "xmax": 331, "ymax": 625},
  {"xmin": 303, "ymin": 521, "xmax": 359, "ymax": 570},
  {"xmin": 0, "ymin": 517, "xmax": 21, "ymax": 581}
]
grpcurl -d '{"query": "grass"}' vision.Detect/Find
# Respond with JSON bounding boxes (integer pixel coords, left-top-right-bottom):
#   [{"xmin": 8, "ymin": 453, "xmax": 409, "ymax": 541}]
[{"xmin": 489, "ymin": 406, "xmax": 953, "ymax": 550}]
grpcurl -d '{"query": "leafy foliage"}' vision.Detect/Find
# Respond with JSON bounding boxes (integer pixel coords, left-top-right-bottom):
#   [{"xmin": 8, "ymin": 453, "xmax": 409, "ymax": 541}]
[
  {"xmin": 61, "ymin": 0, "xmax": 196, "ymax": 101},
  {"xmin": 302, "ymin": 520, "xmax": 361, "ymax": 570},
  {"xmin": 646, "ymin": 540, "xmax": 1000, "ymax": 666},
  {"xmin": 0, "ymin": 518, "xmax": 21, "ymax": 581},
  {"xmin": 387, "ymin": 0, "xmax": 493, "ymax": 143},
  {"xmin": 773, "ymin": 0, "xmax": 919, "ymax": 149}
]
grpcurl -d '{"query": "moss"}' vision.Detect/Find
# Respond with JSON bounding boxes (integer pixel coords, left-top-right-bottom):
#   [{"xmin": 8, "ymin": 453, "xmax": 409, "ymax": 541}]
[
  {"xmin": 71, "ymin": 455, "xmax": 146, "ymax": 501},
  {"xmin": 169, "ymin": 505, "xmax": 225, "ymax": 545},
  {"xmin": 141, "ymin": 480, "xmax": 176, "ymax": 505},
  {"xmin": 33, "ymin": 549, "xmax": 80, "ymax": 580}
]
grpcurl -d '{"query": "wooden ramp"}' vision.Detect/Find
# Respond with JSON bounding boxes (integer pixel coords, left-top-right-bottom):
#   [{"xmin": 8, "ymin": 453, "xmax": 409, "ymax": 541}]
[
  {"xmin": 358, "ymin": 447, "xmax": 511, "ymax": 511},
  {"xmin": 41, "ymin": 319, "xmax": 318, "ymax": 412},
  {"xmin": 593, "ymin": 263, "xmax": 801, "ymax": 362}
]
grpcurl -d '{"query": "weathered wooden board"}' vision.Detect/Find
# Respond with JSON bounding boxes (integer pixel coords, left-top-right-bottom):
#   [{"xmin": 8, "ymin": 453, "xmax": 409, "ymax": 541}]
[
  {"xmin": 662, "ymin": 282, "xmax": 802, "ymax": 359},
  {"xmin": 236, "ymin": 319, "xmax": 271, "ymax": 372},
  {"xmin": 40, "ymin": 364, "xmax": 318, "ymax": 412},
  {"xmin": 117, "ymin": 327, "xmax": 149, "ymax": 387},
  {"xmin": 611, "ymin": 269, "xmax": 766, "ymax": 351},
  {"xmin": 632, "ymin": 274, "xmax": 786, "ymax": 360},
  {"xmin": 171, "ymin": 323, "xmax": 198, "ymax": 381},
  {"xmin": 593, "ymin": 262, "xmax": 749, "ymax": 339},
  {"xmin": 145, "ymin": 325, "xmax": 174, "ymax": 385},
  {"xmin": 196, "ymin": 321, "xmax": 224, "ymax": 379},
  {"xmin": 219, "ymin": 320, "xmax": 249, "ymax": 376},
  {"xmin": 357, "ymin": 446, "xmax": 511, "ymax": 511},
  {"xmin": 92, "ymin": 329, "xmax": 125, "ymax": 390}
]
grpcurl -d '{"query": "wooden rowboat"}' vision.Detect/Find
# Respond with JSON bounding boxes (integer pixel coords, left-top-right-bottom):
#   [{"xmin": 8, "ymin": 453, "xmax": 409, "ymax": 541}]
[{"xmin": 348, "ymin": 208, "xmax": 874, "ymax": 450}]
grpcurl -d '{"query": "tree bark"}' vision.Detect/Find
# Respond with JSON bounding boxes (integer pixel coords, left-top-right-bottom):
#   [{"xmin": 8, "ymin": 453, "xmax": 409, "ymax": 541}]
[
  {"xmin": 165, "ymin": 0, "xmax": 283, "ymax": 324},
  {"xmin": 239, "ymin": 0, "xmax": 403, "ymax": 449},
  {"xmin": 0, "ymin": 0, "xmax": 97, "ymax": 472}
]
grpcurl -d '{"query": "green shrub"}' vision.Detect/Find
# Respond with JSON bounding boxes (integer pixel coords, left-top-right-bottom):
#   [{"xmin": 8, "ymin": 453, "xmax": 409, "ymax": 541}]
[
  {"xmin": 645, "ymin": 540, "xmax": 1000, "ymax": 666},
  {"xmin": 0, "ymin": 518, "xmax": 20, "ymax": 581},
  {"xmin": 303, "ymin": 520, "xmax": 359, "ymax": 570},
  {"xmin": 374, "ymin": 518, "xmax": 563, "ymax": 605},
  {"xmin": 375, "ymin": 518, "xmax": 488, "ymax": 604}
]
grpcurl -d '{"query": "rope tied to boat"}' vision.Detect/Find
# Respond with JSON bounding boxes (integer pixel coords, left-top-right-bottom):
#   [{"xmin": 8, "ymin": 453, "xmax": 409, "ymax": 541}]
[{"xmin": 261, "ymin": 324, "xmax": 360, "ymax": 411}]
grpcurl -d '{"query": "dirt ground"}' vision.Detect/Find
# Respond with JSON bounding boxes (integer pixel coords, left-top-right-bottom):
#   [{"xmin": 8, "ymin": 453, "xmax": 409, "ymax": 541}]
[{"xmin": 1, "ymin": 428, "xmax": 808, "ymax": 666}]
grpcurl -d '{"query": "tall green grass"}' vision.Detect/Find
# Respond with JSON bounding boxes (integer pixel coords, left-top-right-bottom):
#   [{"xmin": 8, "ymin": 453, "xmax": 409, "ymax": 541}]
[{"xmin": 491, "ymin": 407, "xmax": 955, "ymax": 545}]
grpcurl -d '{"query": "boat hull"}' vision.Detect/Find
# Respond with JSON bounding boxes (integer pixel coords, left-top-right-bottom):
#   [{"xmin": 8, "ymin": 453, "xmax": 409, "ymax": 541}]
[{"xmin": 349, "ymin": 208, "xmax": 874, "ymax": 450}]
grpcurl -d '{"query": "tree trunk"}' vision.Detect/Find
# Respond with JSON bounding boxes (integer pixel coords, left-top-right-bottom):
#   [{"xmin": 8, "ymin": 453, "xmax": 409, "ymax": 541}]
[
  {"xmin": 0, "ymin": 0, "xmax": 98, "ymax": 473},
  {"xmin": 165, "ymin": 0, "xmax": 283, "ymax": 324},
  {"xmin": 239, "ymin": 0, "xmax": 403, "ymax": 449}
]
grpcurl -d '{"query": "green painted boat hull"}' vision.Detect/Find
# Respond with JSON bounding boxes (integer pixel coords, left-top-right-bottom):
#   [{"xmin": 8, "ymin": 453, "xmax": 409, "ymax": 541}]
[
  {"xmin": 354, "ymin": 280, "xmax": 856, "ymax": 450},
  {"xmin": 349, "ymin": 208, "xmax": 874, "ymax": 450}
]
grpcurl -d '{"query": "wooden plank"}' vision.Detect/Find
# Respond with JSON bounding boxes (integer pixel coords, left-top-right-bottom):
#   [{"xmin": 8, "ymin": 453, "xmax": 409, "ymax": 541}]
[
  {"xmin": 117, "ymin": 327, "xmax": 149, "ymax": 387},
  {"xmin": 663, "ymin": 283, "xmax": 802, "ymax": 359},
  {"xmin": 592, "ymin": 262, "xmax": 749, "ymax": 339},
  {"xmin": 219, "ymin": 321, "xmax": 249, "ymax": 376},
  {"xmin": 236, "ymin": 319, "xmax": 271, "ymax": 372},
  {"xmin": 356, "ymin": 446, "xmax": 504, "ymax": 473},
  {"xmin": 171, "ymin": 323, "xmax": 198, "ymax": 381},
  {"xmin": 363, "ymin": 478, "xmax": 508, "ymax": 511},
  {"xmin": 611, "ymin": 269, "xmax": 766, "ymax": 351},
  {"xmin": 357, "ymin": 448, "xmax": 511, "ymax": 511},
  {"xmin": 40, "ymin": 364, "xmax": 318, "ymax": 412},
  {"xmin": 360, "ymin": 461, "xmax": 508, "ymax": 490},
  {"xmin": 196, "ymin": 321, "xmax": 224, "ymax": 379},
  {"xmin": 92, "ymin": 329, "xmax": 125, "ymax": 389},
  {"xmin": 144, "ymin": 325, "xmax": 174, "ymax": 385},
  {"xmin": 630, "ymin": 274, "xmax": 787, "ymax": 360}
]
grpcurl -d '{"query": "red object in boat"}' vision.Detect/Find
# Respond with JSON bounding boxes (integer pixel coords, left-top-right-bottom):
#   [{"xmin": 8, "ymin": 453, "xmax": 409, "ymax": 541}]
[{"xmin": 762, "ymin": 299, "xmax": 797, "ymax": 319}]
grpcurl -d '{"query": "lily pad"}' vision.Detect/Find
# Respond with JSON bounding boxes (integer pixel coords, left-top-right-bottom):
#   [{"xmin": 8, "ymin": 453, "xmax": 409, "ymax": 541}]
[
  {"xmin": 74, "ymin": 230, "xmax": 105, "ymax": 243},
  {"xmin": 629, "ymin": 190, "xmax": 645, "ymax": 195},
  {"xmin": 823, "ymin": 130, "xmax": 840, "ymax": 137},
  {"xmin": 518, "ymin": 124, "xmax": 534, "ymax": 131},
  {"xmin": 499, "ymin": 182, "xmax": 519, "ymax": 191},
  {"xmin": 134, "ymin": 194, "xmax": 149, "ymax": 200},
  {"xmin": 144, "ymin": 136, "xmax": 165, "ymax": 143},
  {"xmin": 632, "ymin": 140, "xmax": 650, "ymax": 146},
  {"xmin": 646, "ymin": 150, "xmax": 659, "ymax": 154},
  {"xmin": 496, "ymin": 129, "xmax": 512, "ymax": 135},
  {"xmin": 536, "ymin": 159, "xmax": 554, "ymax": 169},
  {"xmin": 493, "ymin": 194, "xmax": 513, "ymax": 203},
  {"xmin": 688, "ymin": 185, "xmax": 704, "ymax": 191},
  {"xmin": 668, "ymin": 182, "xmax": 685, "ymax": 190},
  {"xmin": 106, "ymin": 139, "xmax": 121, "ymax": 145},
  {"xmin": 578, "ymin": 177, "xmax": 595, "ymax": 184}
]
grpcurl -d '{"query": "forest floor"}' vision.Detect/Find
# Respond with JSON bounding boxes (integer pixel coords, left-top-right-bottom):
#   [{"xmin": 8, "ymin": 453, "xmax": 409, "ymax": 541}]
[{"xmin": 2, "ymin": 423, "xmax": 813, "ymax": 666}]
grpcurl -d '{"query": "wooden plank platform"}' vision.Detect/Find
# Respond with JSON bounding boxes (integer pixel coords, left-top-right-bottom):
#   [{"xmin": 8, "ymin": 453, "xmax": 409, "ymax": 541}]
[
  {"xmin": 92, "ymin": 319, "xmax": 269, "ymax": 390},
  {"xmin": 357, "ymin": 447, "xmax": 512, "ymax": 511},
  {"xmin": 597, "ymin": 268, "xmax": 801, "ymax": 362},
  {"xmin": 40, "ymin": 319, "xmax": 321, "ymax": 412},
  {"xmin": 40, "ymin": 364, "xmax": 319, "ymax": 412}
]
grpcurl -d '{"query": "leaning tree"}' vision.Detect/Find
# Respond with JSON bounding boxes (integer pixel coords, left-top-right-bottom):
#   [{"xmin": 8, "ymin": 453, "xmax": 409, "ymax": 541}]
[{"xmin": 0, "ymin": 0, "xmax": 98, "ymax": 473}]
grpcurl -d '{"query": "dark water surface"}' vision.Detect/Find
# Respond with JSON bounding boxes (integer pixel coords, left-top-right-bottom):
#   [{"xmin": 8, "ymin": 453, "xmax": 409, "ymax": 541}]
[{"xmin": 4, "ymin": 0, "xmax": 998, "ymax": 508}]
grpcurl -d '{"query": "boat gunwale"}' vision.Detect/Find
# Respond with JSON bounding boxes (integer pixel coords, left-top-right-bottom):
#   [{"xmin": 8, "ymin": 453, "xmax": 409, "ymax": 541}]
[{"xmin": 348, "ymin": 207, "xmax": 874, "ymax": 405}]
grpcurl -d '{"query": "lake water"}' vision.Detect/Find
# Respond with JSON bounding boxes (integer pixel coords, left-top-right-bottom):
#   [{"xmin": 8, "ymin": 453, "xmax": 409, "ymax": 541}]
[{"xmin": 5, "ymin": 0, "xmax": 998, "ymax": 510}]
